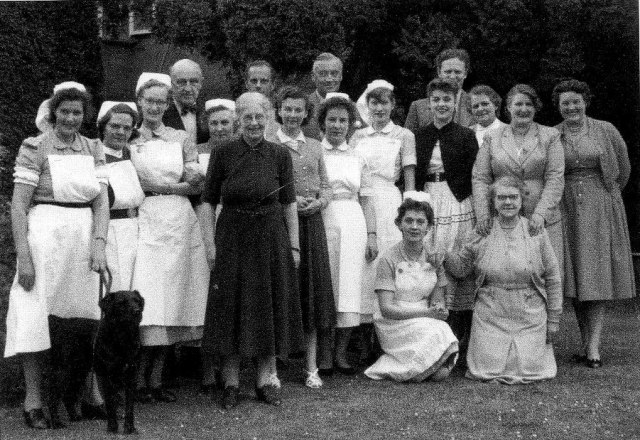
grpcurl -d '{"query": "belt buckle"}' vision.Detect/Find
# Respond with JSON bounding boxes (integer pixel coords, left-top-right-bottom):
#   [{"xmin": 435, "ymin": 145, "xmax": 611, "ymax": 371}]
[
  {"xmin": 434, "ymin": 173, "xmax": 441, "ymax": 182},
  {"xmin": 127, "ymin": 208, "xmax": 136, "ymax": 218}
]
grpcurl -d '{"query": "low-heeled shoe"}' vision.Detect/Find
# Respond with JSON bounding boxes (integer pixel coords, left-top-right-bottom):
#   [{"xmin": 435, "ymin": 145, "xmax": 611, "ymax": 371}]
[
  {"xmin": 222, "ymin": 386, "xmax": 239, "ymax": 410},
  {"xmin": 255, "ymin": 384, "xmax": 281, "ymax": 406},
  {"xmin": 586, "ymin": 358, "xmax": 603, "ymax": 369},
  {"xmin": 23, "ymin": 408, "xmax": 50, "ymax": 429}
]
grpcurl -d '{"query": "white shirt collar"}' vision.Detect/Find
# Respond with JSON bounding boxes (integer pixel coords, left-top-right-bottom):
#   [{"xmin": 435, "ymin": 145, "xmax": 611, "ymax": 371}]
[
  {"xmin": 365, "ymin": 120, "xmax": 395, "ymax": 135},
  {"xmin": 322, "ymin": 138, "xmax": 349, "ymax": 151},
  {"xmin": 277, "ymin": 128, "xmax": 306, "ymax": 148},
  {"xmin": 475, "ymin": 118, "xmax": 503, "ymax": 132},
  {"xmin": 103, "ymin": 145, "xmax": 123, "ymax": 158}
]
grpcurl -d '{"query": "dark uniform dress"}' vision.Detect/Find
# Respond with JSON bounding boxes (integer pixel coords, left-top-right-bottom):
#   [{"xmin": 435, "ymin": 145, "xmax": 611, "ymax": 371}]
[{"xmin": 201, "ymin": 137, "xmax": 304, "ymax": 358}]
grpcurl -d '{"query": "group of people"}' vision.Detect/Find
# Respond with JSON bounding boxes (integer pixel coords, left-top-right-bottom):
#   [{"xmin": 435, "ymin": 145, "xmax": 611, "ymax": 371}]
[{"xmin": 5, "ymin": 48, "xmax": 636, "ymax": 429}]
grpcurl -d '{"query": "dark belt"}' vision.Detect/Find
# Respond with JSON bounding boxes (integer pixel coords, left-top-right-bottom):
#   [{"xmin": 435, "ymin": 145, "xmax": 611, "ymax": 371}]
[
  {"xmin": 224, "ymin": 203, "xmax": 280, "ymax": 217},
  {"xmin": 110, "ymin": 207, "xmax": 139, "ymax": 220},
  {"xmin": 144, "ymin": 191, "xmax": 165, "ymax": 197},
  {"xmin": 425, "ymin": 172, "xmax": 446, "ymax": 182},
  {"xmin": 34, "ymin": 201, "xmax": 91, "ymax": 208}
]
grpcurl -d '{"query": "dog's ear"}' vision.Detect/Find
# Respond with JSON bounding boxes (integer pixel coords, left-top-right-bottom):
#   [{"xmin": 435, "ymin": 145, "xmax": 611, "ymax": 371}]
[
  {"xmin": 132, "ymin": 290, "xmax": 145, "ymax": 311},
  {"xmin": 99, "ymin": 293, "xmax": 115, "ymax": 312}
]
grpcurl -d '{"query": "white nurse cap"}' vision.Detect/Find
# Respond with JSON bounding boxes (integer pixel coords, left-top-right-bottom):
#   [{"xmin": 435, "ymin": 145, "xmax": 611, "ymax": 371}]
[
  {"xmin": 205, "ymin": 98, "xmax": 236, "ymax": 112},
  {"xmin": 135, "ymin": 72, "xmax": 172, "ymax": 94},
  {"xmin": 97, "ymin": 101, "xmax": 138, "ymax": 123}
]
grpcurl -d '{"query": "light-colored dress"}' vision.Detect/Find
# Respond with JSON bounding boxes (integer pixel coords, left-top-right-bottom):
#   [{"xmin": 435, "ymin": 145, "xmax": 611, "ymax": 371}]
[
  {"xmin": 558, "ymin": 118, "xmax": 635, "ymax": 301},
  {"xmin": 351, "ymin": 122, "xmax": 416, "ymax": 319},
  {"xmin": 472, "ymin": 123, "xmax": 565, "ymax": 272},
  {"xmin": 365, "ymin": 243, "xmax": 458, "ymax": 382},
  {"xmin": 130, "ymin": 124, "xmax": 209, "ymax": 346},
  {"xmin": 446, "ymin": 218, "xmax": 562, "ymax": 384},
  {"xmin": 104, "ymin": 146, "xmax": 145, "ymax": 291},
  {"xmin": 322, "ymin": 139, "xmax": 371, "ymax": 328},
  {"xmin": 5, "ymin": 131, "xmax": 106, "ymax": 357}
]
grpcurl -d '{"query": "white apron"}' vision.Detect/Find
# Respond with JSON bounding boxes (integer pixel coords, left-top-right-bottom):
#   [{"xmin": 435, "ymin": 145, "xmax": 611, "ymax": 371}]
[
  {"xmin": 105, "ymin": 160, "xmax": 145, "ymax": 291},
  {"xmin": 322, "ymin": 154, "xmax": 367, "ymax": 327},
  {"xmin": 5, "ymin": 155, "xmax": 102, "ymax": 357},
  {"xmin": 354, "ymin": 137, "xmax": 403, "ymax": 318},
  {"xmin": 130, "ymin": 140, "xmax": 209, "ymax": 329},
  {"xmin": 365, "ymin": 255, "xmax": 458, "ymax": 382}
]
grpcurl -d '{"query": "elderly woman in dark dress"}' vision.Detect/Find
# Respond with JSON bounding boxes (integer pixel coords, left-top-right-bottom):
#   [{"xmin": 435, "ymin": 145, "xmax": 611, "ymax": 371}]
[
  {"xmin": 201, "ymin": 92, "xmax": 303, "ymax": 409},
  {"xmin": 552, "ymin": 79, "xmax": 636, "ymax": 368}
]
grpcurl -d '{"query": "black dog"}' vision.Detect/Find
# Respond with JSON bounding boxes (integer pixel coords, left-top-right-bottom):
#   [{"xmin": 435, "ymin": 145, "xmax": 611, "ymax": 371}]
[
  {"xmin": 94, "ymin": 289, "xmax": 144, "ymax": 434},
  {"xmin": 47, "ymin": 315, "xmax": 99, "ymax": 428}
]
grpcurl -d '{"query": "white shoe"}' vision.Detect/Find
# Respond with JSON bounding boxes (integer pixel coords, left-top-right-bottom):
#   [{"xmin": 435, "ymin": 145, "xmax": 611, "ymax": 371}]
[{"xmin": 305, "ymin": 369, "xmax": 323, "ymax": 389}]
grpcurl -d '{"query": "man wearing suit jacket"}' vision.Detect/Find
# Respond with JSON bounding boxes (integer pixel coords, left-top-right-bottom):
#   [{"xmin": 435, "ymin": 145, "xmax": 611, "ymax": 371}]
[
  {"xmin": 303, "ymin": 52, "xmax": 344, "ymax": 140},
  {"xmin": 164, "ymin": 59, "xmax": 209, "ymax": 145},
  {"xmin": 245, "ymin": 60, "xmax": 280, "ymax": 142},
  {"xmin": 405, "ymin": 49, "xmax": 474, "ymax": 133}
]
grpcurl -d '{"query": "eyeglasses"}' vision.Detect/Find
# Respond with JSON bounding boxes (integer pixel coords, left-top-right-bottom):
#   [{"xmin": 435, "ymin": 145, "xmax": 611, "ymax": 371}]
[
  {"xmin": 496, "ymin": 194, "xmax": 520, "ymax": 201},
  {"xmin": 174, "ymin": 78, "xmax": 201, "ymax": 87},
  {"xmin": 142, "ymin": 98, "xmax": 168, "ymax": 106}
]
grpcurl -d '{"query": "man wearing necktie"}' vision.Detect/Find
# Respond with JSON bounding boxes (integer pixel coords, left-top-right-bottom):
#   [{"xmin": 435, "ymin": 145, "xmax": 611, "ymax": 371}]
[{"xmin": 164, "ymin": 59, "xmax": 210, "ymax": 145}]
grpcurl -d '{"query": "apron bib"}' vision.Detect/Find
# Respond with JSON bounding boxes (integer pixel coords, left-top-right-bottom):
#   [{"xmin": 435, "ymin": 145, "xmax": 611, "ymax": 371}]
[{"xmin": 48, "ymin": 155, "xmax": 101, "ymax": 202}]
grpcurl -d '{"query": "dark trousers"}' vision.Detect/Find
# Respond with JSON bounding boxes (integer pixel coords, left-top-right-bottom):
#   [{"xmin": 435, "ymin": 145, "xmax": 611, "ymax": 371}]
[{"xmin": 447, "ymin": 310, "xmax": 473, "ymax": 367}]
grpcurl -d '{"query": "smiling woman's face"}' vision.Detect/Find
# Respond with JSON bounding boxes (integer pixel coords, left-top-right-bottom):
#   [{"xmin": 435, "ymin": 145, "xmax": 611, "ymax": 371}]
[
  {"xmin": 54, "ymin": 100, "xmax": 83, "ymax": 137},
  {"xmin": 507, "ymin": 93, "xmax": 535, "ymax": 126},
  {"xmin": 494, "ymin": 184, "xmax": 522, "ymax": 220},
  {"xmin": 470, "ymin": 93, "xmax": 497, "ymax": 128},
  {"xmin": 398, "ymin": 209, "xmax": 430, "ymax": 243}
]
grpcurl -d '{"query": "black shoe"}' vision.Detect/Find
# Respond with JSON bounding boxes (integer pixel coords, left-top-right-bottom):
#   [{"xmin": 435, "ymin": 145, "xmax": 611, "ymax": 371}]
[
  {"xmin": 318, "ymin": 368, "xmax": 334, "ymax": 377},
  {"xmin": 335, "ymin": 364, "xmax": 358, "ymax": 375},
  {"xmin": 222, "ymin": 386, "xmax": 239, "ymax": 410},
  {"xmin": 586, "ymin": 358, "xmax": 602, "ymax": 369},
  {"xmin": 81, "ymin": 402, "xmax": 108, "ymax": 420},
  {"xmin": 255, "ymin": 384, "xmax": 281, "ymax": 406},
  {"xmin": 151, "ymin": 387, "xmax": 177, "ymax": 403},
  {"xmin": 23, "ymin": 408, "xmax": 50, "ymax": 429},
  {"xmin": 571, "ymin": 354, "xmax": 588, "ymax": 364}
]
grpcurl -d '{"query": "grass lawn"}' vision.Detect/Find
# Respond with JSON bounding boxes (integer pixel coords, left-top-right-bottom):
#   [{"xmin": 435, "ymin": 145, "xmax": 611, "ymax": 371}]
[{"xmin": 1, "ymin": 299, "xmax": 639, "ymax": 439}]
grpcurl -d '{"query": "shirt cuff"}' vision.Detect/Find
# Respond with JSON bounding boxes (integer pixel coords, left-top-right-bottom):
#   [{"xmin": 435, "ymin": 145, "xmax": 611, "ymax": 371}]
[{"xmin": 13, "ymin": 166, "xmax": 39, "ymax": 186}]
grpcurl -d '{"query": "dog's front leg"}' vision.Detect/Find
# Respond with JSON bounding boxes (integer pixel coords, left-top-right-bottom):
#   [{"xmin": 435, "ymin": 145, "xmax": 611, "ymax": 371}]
[
  {"xmin": 99, "ymin": 373, "xmax": 119, "ymax": 434},
  {"xmin": 123, "ymin": 365, "xmax": 138, "ymax": 435}
]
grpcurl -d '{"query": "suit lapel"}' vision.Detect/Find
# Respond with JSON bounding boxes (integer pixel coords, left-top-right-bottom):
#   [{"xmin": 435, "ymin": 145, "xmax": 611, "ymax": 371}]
[
  {"xmin": 498, "ymin": 126, "xmax": 524, "ymax": 168},
  {"xmin": 518, "ymin": 123, "xmax": 541, "ymax": 166}
]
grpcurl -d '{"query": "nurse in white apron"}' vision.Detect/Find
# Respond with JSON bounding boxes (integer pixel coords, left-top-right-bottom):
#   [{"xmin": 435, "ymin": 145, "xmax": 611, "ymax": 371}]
[
  {"xmin": 352, "ymin": 80, "xmax": 417, "ymax": 362},
  {"xmin": 130, "ymin": 73, "xmax": 209, "ymax": 403},
  {"xmin": 6, "ymin": 86, "xmax": 108, "ymax": 429},
  {"xmin": 97, "ymin": 101, "xmax": 145, "ymax": 291},
  {"xmin": 194, "ymin": 98, "xmax": 236, "ymax": 393}
]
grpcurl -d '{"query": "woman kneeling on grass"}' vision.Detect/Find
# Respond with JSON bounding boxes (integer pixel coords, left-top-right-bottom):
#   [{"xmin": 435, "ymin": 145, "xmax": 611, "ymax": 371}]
[{"xmin": 365, "ymin": 194, "xmax": 458, "ymax": 382}]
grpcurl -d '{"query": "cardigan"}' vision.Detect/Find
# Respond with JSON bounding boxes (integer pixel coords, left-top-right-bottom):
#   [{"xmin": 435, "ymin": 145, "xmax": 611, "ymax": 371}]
[{"xmin": 414, "ymin": 121, "xmax": 479, "ymax": 202}]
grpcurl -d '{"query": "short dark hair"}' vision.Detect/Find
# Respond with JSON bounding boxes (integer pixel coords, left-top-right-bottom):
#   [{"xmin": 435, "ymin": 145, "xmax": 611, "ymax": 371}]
[
  {"xmin": 551, "ymin": 78, "xmax": 592, "ymax": 109},
  {"xmin": 468, "ymin": 85, "xmax": 502, "ymax": 116},
  {"xmin": 366, "ymin": 87, "xmax": 396, "ymax": 106},
  {"xmin": 436, "ymin": 48, "xmax": 471, "ymax": 73},
  {"xmin": 49, "ymin": 87, "xmax": 92, "ymax": 125},
  {"xmin": 97, "ymin": 104, "xmax": 139, "ymax": 141},
  {"xmin": 395, "ymin": 199, "xmax": 434, "ymax": 227},
  {"xmin": 426, "ymin": 78, "xmax": 459, "ymax": 98},
  {"xmin": 245, "ymin": 60, "xmax": 274, "ymax": 81},
  {"xmin": 505, "ymin": 84, "xmax": 542, "ymax": 120},
  {"xmin": 275, "ymin": 85, "xmax": 311, "ymax": 126},
  {"xmin": 317, "ymin": 96, "xmax": 358, "ymax": 132}
]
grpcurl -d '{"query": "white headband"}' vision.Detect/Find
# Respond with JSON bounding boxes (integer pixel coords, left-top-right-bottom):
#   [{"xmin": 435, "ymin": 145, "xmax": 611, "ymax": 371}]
[
  {"xmin": 356, "ymin": 79, "xmax": 395, "ymax": 126},
  {"xmin": 325, "ymin": 92, "xmax": 351, "ymax": 101},
  {"xmin": 403, "ymin": 191, "xmax": 431, "ymax": 204},
  {"xmin": 135, "ymin": 72, "xmax": 171, "ymax": 94},
  {"xmin": 97, "ymin": 101, "xmax": 138, "ymax": 123},
  {"xmin": 205, "ymin": 98, "xmax": 236, "ymax": 112},
  {"xmin": 53, "ymin": 81, "xmax": 87, "ymax": 94}
]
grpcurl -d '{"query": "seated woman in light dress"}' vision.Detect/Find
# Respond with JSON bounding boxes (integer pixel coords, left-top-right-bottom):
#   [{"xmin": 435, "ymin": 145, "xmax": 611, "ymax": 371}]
[
  {"xmin": 365, "ymin": 195, "xmax": 458, "ymax": 382},
  {"xmin": 446, "ymin": 176, "xmax": 562, "ymax": 384}
]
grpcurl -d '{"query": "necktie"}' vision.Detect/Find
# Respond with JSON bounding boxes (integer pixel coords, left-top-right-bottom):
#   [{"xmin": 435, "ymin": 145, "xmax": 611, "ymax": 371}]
[{"xmin": 181, "ymin": 104, "xmax": 196, "ymax": 116}]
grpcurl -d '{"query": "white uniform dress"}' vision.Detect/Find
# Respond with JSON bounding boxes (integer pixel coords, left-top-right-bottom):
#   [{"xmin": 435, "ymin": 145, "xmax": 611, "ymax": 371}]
[
  {"xmin": 322, "ymin": 139, "xmax": 371, "ymax": 328},
  {"xmin": 365, "ymin": 243, "xmax": 458, "ymax": 382},
  {"xmin": 104, "ymin": 146, "xmax": 145, "ymax": 291},
  {"xmin": 5, "ymin": 132, "xmax": 106, "ymax": 357},
  {"xmin": 351, "ymin": 122, "xmax": 416, "ymax": 320},
  {"xmin": 130, "ymin": 124, "xmax": 209, "ymax": 346}
]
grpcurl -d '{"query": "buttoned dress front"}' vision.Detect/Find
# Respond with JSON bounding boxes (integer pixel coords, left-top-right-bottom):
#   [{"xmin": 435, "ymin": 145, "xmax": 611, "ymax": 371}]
[
  {"xmin": 5, "ymin": 131, "xmax": 106, "ymax": 357},
  {"xmin": 201, "ymin": 137, "xmax": 303, "ymax": 358},
  {"xmin": 278, "ymin": 130, "xmax": 336, "ymax": 332},
  {"xmin": 364, "ymin": 243, "xmax": 458, "ymax": 382},
  {"xmin": 322, "ymin": 139, "xmax": 372, "ymax": 328},
  {"xmin": 351, "ymin": 122, "xmax": 417, "ymax": 319},
  {"xmin": 472, "ymin": 124, "xmax": 565, "ymax": 272},
  {"xmin": 130, "ymin": 124, "xmax": 209, "ymax": 346},
  {"xmin": 558, "ymin": 118, "xmax": 635, "ymax": 301}
]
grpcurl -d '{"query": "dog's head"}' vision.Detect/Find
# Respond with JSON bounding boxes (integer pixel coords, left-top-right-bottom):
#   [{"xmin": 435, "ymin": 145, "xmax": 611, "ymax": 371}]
[{"xmin": 99, "ymin": 290, "xmax": 144, "ymax": 325}]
